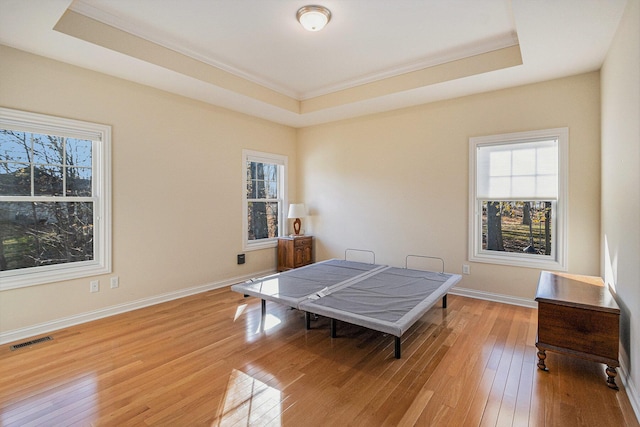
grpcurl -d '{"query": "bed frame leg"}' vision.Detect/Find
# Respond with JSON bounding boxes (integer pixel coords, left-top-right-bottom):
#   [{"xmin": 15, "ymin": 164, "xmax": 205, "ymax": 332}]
[
  {"xmin": 305, "ymin": 312, "xmax": 311, "ymax": 330},
  {"xmin": 330, "ymin": 318, "xmax": 337, "ymax": 338},
  {"xmin": 395, "ymin": 337, "xmax": 402, "ymax": 359},
  {"xmin": 442, "ymin": 294, "xmax": 447, "ymax": 308},
  {"xmin": 261, "ymin": 299, "xmax": 266, "ymax": 318}
]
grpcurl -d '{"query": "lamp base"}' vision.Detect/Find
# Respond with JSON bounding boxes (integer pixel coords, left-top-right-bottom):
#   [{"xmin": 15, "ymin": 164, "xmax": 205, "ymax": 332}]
[{"xmin": 293, "ymin": 218, "xmax": 301, "ymax": 235}]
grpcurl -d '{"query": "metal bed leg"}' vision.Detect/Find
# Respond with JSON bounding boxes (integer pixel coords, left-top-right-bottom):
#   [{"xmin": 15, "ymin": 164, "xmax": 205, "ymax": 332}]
[
  {"xmin": 330, "ymin": 318, "xmax": 337, "ymax": 338},
  {"xmin": 305, "ymin": 312, "xmax": 311, "ymax": 330},
  {"xmin": 442, "ymin": 294, "xmax": 447, "ymax": 308},
  {"xmin": 395, "ymin": 337, "xmax": 402, "ymax": 359},
  {"xmin": 261, "ymin": 299, "xmax": 266, "ymax": 318}
]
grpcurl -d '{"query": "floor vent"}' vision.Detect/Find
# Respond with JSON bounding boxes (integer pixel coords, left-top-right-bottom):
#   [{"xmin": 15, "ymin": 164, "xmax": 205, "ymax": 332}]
[{"xmin": 10, "ymin": 336, "xmax": 53, "ymax": 351}]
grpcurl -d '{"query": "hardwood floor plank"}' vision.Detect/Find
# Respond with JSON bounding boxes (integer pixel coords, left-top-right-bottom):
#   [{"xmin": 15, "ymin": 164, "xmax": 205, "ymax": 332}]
[{"xmin": 1, "ymin": 290, "xmax": 637, "ymax": 426}]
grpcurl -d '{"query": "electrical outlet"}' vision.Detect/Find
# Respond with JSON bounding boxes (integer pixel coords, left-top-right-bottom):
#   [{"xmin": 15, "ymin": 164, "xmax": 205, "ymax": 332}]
[
  {"xmin": 110, "ymin": 276, "xmax": 119, "ymax": 289},
  {"xmin": 462, "ymin": 264, "xmax": 470, "ymax": 275},
  {"xmin": 90, "ymin": 280, "xmax": 100, "ymax": 293}
]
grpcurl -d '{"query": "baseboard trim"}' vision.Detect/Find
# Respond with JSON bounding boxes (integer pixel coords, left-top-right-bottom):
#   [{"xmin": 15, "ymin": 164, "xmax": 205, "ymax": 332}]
[
  {"xmin": 449, "ymin": 286, "xmax": 538, "ymax": 309},
  {"xmin": 0, "ymin": 269, "xmax": 275, "ymax": 345},
  {"xmin": 619, "ymin": 357, "xmax": 640, "ymax": 423}
]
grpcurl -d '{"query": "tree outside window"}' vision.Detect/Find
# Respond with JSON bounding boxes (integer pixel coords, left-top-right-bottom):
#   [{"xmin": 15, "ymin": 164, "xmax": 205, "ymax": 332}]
[
  {"xmin": 1, "ymin": 131, "xmax": 94, "ymax": 271},
  {"xmin": 0, "ymin": 108, "xmax": 111, "ymax": 290},
  {"xmin": 469, "ymin": 128, "xmax": 568, "ymax": 270},
  {"xmin": 242, "ymin": 150, "xmax": 287, "ymax": 250},
  {"xmin": 482, "ymin": 201, "xmax": 552, "ymax": 255},
  {"xmin": 247, "ymin": 161, "xmax": 279, "ymax": 240}
]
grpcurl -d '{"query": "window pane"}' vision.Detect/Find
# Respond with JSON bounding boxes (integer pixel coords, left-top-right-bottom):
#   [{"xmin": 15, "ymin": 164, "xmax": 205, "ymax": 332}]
[
  {"xmin": 0, "ymin": 130, "xmax": 31, "ymax": 162},
  {"xmin": 0, "ymin": 162, "xmax": 31, "ymax": 196},
  {"xmin": 477, "ymin": 139, "xmax": 558, "ymax": 199},
  {"xmin": 33, "ymin": 165, "xmax": 63, "ymax": 196},
  {"xmin": 263, "ymin": 163, "xmax": 277, "ymax": 181},
  {"xmin": 0, "ymin": 201, "xmax": 94, "ymax": 271},
  {"xmin": 246, "ymin": 161, "xmax": 254, "ymax": 198},
  {"xmin": 265, "ymin": 180, "xmax": 278, "ymax": 199},
  {"xmin": 482, "ymin": 201, "xmax": 552, "ymax": 255},
  {"xmin": 248, "ymin": 161, "xmax": 279, "ymax": 201},
  {"xmin": 66, "ymin": 138, "xmax": 92, "ymax": 167},
  {"xmin": 247, "ymin": 201, "xmax": 279, "ymax": 240},
  {"xmin": 66, "ymin": 167, "xmax": 92, "ymax": 196},
  {"xmin": 512, "ymin": 148, "xmax": 536, "ymax": 175},
  {"xmin": 32, "ymin": 134, "xmax": 64, "ymax": 165}
]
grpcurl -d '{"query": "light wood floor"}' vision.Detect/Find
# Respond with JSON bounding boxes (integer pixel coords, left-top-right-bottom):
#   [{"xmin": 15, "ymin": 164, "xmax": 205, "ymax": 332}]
[{"xmin": 1, "ymin": 288, "xmax": 638, "ymax": 426}]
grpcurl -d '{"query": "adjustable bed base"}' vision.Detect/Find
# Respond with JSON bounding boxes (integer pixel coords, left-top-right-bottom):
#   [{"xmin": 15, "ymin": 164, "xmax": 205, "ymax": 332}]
[{"xmin": 231, "ymin": 257, "xmax": 461, "ymax": 358}]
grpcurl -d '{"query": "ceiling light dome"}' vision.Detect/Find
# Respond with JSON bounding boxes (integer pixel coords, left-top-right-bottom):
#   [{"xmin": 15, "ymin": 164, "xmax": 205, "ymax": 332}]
[{"xmin": 296, "ymin": 5, "xmax": 331, "ymax": 32}]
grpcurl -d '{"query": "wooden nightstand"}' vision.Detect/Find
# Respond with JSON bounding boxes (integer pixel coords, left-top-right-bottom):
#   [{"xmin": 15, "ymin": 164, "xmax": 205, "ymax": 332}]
[
  {"xmin": 277, "ymin": 236, "xmax": 313, "ymax": 272},
  {"xmin": 535, "ymin": 271, "xmax": 620, "ymax": 389}
]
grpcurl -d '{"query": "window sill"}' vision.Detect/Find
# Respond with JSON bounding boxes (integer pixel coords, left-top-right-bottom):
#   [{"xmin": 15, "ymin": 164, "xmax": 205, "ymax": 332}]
[
  {"xmin": 470, "ymin": 251, "xmax": 567, "ymax": 271},
  {"xmin": 0, "ymin": 261, "xmax": 111, "ymax": 291},
  {"xmin": 243, "ymin": 239, "xmax": 278, "ymax": 252}
]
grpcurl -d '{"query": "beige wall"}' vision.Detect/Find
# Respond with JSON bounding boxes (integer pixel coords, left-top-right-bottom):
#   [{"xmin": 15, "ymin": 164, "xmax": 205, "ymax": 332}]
[
  {"xmin": 601, "ymin": 0, "xmax": 640, "ymax": 413},
  {"xmin": 298, "ymin": 72, "xmax": 602, "ymax": 301},
  {"xmin": 0, "ymin": 45, "xmax": 297, "ymax": 333}
]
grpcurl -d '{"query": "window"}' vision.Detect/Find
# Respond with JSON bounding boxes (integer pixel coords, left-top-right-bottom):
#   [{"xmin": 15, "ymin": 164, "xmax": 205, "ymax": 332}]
[
  {"xmin": 469, "ymin": 128, "xmax": 568, "ymax": 270},
  {"xmin": 0, "ymin": 108, "xmax": 111, "ymax": 290},
  {"xmin": 242, "ymin": 150, "xmax": 287, "ymax": 251}
]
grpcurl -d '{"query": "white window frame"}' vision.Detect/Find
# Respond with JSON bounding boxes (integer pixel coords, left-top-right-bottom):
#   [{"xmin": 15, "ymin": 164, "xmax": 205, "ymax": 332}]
[
  {"xmin": 0, "ymin": 107, "xmax": 112, "ymax": 290},
  {"xmin": 468, "ymin": 128, "xmax": 568, "ymax": 271},
  {"xmin": 242, "ymin": 149, "xmax": 288, "ymax": 251}
]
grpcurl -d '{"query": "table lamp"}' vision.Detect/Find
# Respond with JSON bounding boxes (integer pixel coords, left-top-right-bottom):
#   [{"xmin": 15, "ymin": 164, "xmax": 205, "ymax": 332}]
[{"xmin": 287, "ymin": 203, "xmax": 306, "ymax": 235}]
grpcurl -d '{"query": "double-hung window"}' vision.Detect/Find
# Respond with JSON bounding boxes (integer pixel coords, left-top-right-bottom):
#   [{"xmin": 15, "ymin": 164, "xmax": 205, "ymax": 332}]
[
  {"xmin": 0, "ymin": 108, "xmax": 111, "ymax": 290},
  {"xmin": 469, "ymin": 128, "xmax": 568, "ymax": 270},
  {"xmin": 242, "ymin": 150, "xmax": 287, "ymax": 251}
]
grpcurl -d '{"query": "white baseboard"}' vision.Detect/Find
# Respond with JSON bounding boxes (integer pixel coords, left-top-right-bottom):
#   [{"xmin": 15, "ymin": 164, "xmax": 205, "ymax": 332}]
[
  {"xmin": 619, "ymin": 357, "xmax": 640, "ymax": 423},
  {"xmin": 0, "ymin": 269, "xmax": 275, "ymax": 345},
  {"xmin": 449, "ymin": 286, "xmax": 538, "ymax": 309}
]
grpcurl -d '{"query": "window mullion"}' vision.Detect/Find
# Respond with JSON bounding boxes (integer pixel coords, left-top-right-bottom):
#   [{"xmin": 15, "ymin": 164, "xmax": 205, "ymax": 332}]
[
  {"xmin": 30, "ymin": 133, "xmax": 35, "ymax": 197},
  {"xmin": 62, "ymin": 137, "xmax": 67, "ymax": 196}
]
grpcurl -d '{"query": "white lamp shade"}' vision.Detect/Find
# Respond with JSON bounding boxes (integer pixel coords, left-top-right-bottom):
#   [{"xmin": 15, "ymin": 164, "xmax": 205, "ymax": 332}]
[{"xmin": 288, "ymin": 203, "xmax": 307, "ymax": 219}]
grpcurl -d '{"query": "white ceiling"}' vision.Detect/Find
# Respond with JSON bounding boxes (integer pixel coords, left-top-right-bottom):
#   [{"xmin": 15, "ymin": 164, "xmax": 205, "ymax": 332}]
[{"xmin": 0, "ymin": 0, "xmax": 628, "ymax": 127}]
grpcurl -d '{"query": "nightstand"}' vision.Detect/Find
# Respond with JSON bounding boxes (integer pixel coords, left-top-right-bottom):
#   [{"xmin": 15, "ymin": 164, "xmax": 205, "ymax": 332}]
[{"xmin": 277, "ymin": 236, "xmax": 313, "ymax": 272}]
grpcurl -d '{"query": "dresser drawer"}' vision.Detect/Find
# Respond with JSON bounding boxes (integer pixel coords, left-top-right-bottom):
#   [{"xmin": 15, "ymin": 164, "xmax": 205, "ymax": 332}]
[
  {"xmin": 294, "ymin": 238, "xmax": 310, "ymax": 247},
  {"xmin": 277, "ymin": 236, "xmax": 313, "ymax": 272}
]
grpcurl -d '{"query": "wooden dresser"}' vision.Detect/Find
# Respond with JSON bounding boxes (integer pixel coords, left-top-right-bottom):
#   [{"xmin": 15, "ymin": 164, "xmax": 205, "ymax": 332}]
[
  {"xmin": 277, "ymin": 236, "xmax": 313, "ymax": 272},
  {"xmin": 535, "ymin": 271, "xmax": 620, "ymax": 389}
]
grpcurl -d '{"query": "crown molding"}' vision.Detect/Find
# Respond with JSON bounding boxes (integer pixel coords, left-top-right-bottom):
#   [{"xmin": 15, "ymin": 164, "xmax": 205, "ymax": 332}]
[{"xmin": 69, "ymin": 1, "xmax": 518, "ymax": 102}]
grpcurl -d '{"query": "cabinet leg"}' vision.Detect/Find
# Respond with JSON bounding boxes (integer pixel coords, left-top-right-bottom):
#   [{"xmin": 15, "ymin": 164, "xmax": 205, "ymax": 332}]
[
  {"xmin": 536, "ymin": 349, "xmax": 548, "ymax": 371},
  {"xmin": 606, "ymin": 366, "xmax": 619, "ymax": 390}
]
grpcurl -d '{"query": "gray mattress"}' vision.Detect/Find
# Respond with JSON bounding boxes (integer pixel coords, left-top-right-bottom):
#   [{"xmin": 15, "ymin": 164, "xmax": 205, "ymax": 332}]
[
  {"xmin": 232, "ymin": 259, "xmax": 387, "ymax": 306},
  {"xmin": 231, "ymin": 259, "xmax": 461, "ymax": 338},
  {"xmin": 299, "ymin": 267, "xmax": 460, "ymax": 336}
]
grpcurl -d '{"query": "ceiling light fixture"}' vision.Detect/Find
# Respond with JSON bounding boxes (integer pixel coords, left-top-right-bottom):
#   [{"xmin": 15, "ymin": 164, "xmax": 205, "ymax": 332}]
[{"xmin": 296, "ymin": 5, "xmax": 331, "ymax": 32}]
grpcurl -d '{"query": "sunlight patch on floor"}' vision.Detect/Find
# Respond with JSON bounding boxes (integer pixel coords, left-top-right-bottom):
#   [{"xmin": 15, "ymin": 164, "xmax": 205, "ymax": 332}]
[
  {"xmin": 233, "ymin": 304, "xmax": 247, "ymax": 321},
  {"xmin": 213, "ymin": 369, "xmax": 281, "ymax": 426},
  {"xmin": 257, "ymin": 314, "xmax": 282, "ymax": 333}
]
